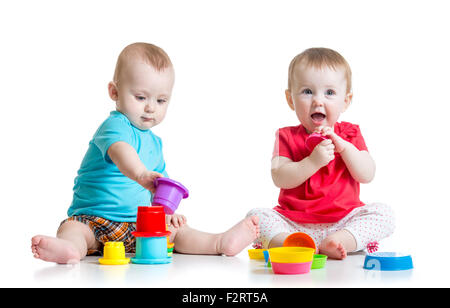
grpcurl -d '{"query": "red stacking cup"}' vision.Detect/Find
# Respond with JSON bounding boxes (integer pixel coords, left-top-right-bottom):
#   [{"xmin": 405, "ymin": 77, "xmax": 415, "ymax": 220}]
[
  {"xmin": 305, "ymin": 133, "xmax": 329, "ymax": 152},
  {"xmin": 132, "ymin": 206, "xmax": 171, "ymax": 237}
]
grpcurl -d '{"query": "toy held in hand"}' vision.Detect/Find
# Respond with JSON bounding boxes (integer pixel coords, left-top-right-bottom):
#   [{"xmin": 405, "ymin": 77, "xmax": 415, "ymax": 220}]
[
  {"xmin": 305, "ymin": 132, "xmax": 329, "ymax": 152},
  {"xmin": 152, "ymin": 177, "xmax": 189, "ymax": 214}
]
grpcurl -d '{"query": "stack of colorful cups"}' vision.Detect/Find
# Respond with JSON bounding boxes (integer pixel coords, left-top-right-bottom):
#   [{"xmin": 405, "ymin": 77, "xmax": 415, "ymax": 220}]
[
  {"xmin": 268, "ymin": 247, "xmax": 315, "ymax": 274},
  {"xmin": 167, "ymin": 238, "xmax": 174, "ymax": 257},
  {"xmin": 131, "ymin": 178, "xmax": 188, "ymax": 264},
  {"xmin": 131, "ymin": 206, "xmax": 172, "ymax": 264},
  {"xmin": 152, "ymin": 177, "xmax": 188, "ymax": 260},
  {"xmin": 283, "ymin": 232, "xmax": 328, "ymax": 270}
]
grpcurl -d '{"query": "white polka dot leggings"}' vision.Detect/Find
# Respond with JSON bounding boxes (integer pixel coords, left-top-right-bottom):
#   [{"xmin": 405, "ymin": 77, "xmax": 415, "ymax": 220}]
[{"xmin": 246, "ymin": 203, "xmax": 395, "ymax": 252}]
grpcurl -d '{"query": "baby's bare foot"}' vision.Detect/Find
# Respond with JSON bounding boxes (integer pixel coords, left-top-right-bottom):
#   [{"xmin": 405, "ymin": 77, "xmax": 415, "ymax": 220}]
[
  {"xmin": 319, "ymin": 237, "xmax": 347, "ymax": 260},
  {"xmin": 217, "ymin": 216, "xmax": 260, "ymax": 256},
  {"xmin": 31, "ymin": 235, "xmax": 81, "ymax": 264}
]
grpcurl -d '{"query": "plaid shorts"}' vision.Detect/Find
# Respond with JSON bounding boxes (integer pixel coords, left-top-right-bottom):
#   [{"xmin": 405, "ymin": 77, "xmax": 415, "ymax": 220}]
[{"xmin": 60, "ymin": 215, "xmax": 137, "ymax": 255}]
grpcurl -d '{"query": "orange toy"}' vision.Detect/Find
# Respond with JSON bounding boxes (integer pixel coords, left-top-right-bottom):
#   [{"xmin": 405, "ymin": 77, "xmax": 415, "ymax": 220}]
[{"xmin": 283, "ymin": 232, "xmax": 317, "ymax": 252}]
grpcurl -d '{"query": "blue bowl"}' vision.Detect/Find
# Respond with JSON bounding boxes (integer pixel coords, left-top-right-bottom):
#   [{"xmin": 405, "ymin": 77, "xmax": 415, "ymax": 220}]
[{"xmin": 363, "ymin": 252, "xmax": 413, "ymax": 271}]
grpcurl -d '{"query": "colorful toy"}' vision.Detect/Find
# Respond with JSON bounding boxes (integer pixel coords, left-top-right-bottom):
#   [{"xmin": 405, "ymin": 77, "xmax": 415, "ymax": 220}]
[
  {"xmin": 305, "ymin": 132, "xmax": 328, "ymax": 152},
  {"xmin": 271, "ymin": 261, "xmax": 313, "ymax": 275},
  {"xmin": 269, "ymin": 247, "xmax": 315, "ymax": 275},
  {"xmin": 152, "ymin": 177, "xmax": 189, "ymax": 214},
  {"xmin": 263, "ymin": 250, "xmax": 271, "ymax": 268},
  {"xmin": 167, "ymin": 240, "xmax": 174, "ymax": 257},
  {"xmin": 131, "ymin": 206, "xmax": 172, "ymax": 264},
  {"xmin": 98, "ymin": 242, "xmax": 130, "ymax": 265},
  {"xmin": 311, "ymin": 254, "xmax": 327, "ymax": 269},
  {"xmin": 132, "ymin": 237, "xmax": 171, "ymax": 264},
  {"xmin": 247, "ymin": 249, "xmax": 266, "ymax": 260},
  {"xmin": 133, "ymin": 205, "xmax": 168, "ymax": 237},
  {"xmin": 283, "ymin": 232, "xmax": 317, "ymax": 251},
  {"xmin": 282, "ymin": 233, "xmax": 327, "ymax": 270},
  {"xmin": 366, "ymin": 241, "xmax": 379, "ymax": 254},
  {"xmin": 363, "ymin": 252, "xmax": 413, "ymax": 271},
  {"xmin": 268, "ymin": 247, "xmax": 315, "ymax": 263},
  {"xmin": 130, "ymin": 178, "xmax": 188, "ymax": 265}
]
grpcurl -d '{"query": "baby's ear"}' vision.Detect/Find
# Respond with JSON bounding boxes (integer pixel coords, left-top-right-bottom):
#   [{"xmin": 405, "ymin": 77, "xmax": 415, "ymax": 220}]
[
  {"xmin": 108, "ymin": 81, "xmax": 119, "ymax": 101},
  {"xmin": 285, "ymin": 89, "xmax": 295, "ymax": 111},
  {"xmin": 343, "ymin": 92, "xmax": 353, "ymax": 111}
]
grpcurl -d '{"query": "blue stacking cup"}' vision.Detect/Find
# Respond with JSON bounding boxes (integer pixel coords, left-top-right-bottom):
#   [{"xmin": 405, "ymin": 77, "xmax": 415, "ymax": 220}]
[
  {"xmin": 131, "ymin": 236, "xmax": 172, "ymax": 264},
  {"xmin": 263, "ymin": 250, "xmax": 271, "ymax": 268}
]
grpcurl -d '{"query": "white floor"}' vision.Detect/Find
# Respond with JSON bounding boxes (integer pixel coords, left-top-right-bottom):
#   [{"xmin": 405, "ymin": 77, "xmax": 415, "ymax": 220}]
[{"xmin": 7, "ymin": 247, "xmax": 443, "ymax": 288}]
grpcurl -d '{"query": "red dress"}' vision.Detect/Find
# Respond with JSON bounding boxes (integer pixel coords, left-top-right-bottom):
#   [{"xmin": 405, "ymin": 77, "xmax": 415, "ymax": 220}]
[{"xmin": 273, "ymin": 122, "xmax": 368, "ymax": 224}]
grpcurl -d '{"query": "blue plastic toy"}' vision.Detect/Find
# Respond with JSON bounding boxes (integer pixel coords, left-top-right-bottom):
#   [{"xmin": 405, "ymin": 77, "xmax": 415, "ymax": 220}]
[
  {"xmin": 131, "ymin": 237, "xmax": 171, "ymax": 264},
  {"xmin": 363, "ymin": 252, "xmax": 413, "ymax": 271},
  {"xmin": 263, "ymin": 250, "xmax": 271, "ymax": 268}
]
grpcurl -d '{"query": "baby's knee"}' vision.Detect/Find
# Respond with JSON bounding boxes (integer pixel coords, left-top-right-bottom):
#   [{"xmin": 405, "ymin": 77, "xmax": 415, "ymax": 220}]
[
  {"xmin": 361, "ymin": 203, "xmax": 396, "ymax": 240},
  {"xmin": 246, "ymin": 208, "xmax": 261, "ymax": 218},
  {"xmin": 246, "ymin": 207, "xmax": 273, "ymax": 220},
  {"xmin": 57, "ymin": 220, "xmax": 93, "ymax": 239},
  {"xmin": 374, "ymin": 203, "xmax": 396, "ymax": 235}
]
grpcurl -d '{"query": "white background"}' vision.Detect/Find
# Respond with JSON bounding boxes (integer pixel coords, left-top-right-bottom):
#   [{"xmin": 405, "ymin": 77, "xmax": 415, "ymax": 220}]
[{"xmin": 1, "ymin": 0, "xmax": 449, "ymax": 287}]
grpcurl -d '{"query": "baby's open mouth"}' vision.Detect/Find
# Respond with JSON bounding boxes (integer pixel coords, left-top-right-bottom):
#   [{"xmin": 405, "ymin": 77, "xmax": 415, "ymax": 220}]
[{"xmin": 311, "ymin": 112, "xmax": 326, "ymax": 124}]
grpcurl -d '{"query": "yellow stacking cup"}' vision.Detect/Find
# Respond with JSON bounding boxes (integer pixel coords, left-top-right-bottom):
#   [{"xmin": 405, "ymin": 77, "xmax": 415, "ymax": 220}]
[
  {"xmin": 247, "ymin": 249, "xmax": 266, "ymax": 260},
  {"xmin": 99, "ymin": 242, "xmax": 130, "ymax": 265},
  {"xmin": 268, "ymin": 247, "xmax": 315, "ymax": 263}
]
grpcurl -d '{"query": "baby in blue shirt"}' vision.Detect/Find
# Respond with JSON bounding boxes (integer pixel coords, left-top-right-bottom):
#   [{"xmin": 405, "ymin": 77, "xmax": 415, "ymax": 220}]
[
  {"xmin": 31, "ymin": 42, "xmax": 259, "ymax": 264},
  {"xmin": 68, "ymin": 110, "xmax": 169, "ymax": 222}
]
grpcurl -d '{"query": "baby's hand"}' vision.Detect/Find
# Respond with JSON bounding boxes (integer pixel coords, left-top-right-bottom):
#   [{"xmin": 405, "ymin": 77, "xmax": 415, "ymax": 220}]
[
  {"xmin": 136, "ymin": 170, "xmax": 164, "ymax": 194},
  {"xmin": 166, "ymin": 214, "xmax": 187, "ymax": 228},
  {"xmin": 314, "ymin": 126, "xmax": 347, "ymax": 154},
  {"xmin": 309, "ymin": 138, "xmax": 335, "ymax": 168}
]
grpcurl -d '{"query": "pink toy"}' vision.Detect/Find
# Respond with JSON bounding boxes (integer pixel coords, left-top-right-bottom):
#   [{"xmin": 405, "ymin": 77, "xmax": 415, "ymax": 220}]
[
  {"xmin": 271, "ymin": 261, "xmax": 312, "ymax": 275},
  {"xmin": 152, "ymin": 178, "xmax": 189, "ymax": 214},
  {"xmin": 305, "ymin": 133, "xmax": 328, "ymax": 151},
  {"xmin": 366, "ymin": 241, "xmax": 379, "ymax": 254}
]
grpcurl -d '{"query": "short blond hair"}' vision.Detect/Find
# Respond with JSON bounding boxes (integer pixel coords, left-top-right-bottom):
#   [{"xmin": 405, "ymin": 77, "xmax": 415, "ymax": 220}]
[
  {"xmin": 287, "ymin": 47, "xmax": 352, "ymax": 93},
  {"xmin": 113, "ymin": 42, "xmax": 172, "ymax": 85}
]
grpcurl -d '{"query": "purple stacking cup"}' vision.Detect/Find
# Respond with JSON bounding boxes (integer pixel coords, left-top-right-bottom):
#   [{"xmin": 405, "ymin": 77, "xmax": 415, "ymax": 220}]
[{"xmin": 152, "ymin": 177, "xmax": 189, "ymax": 214}]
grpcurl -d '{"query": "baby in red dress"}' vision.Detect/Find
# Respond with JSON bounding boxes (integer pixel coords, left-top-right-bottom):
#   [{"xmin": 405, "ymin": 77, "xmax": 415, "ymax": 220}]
[{"xmin": 247, "ymin": 48, "xmax": 395, "ymax": 259}]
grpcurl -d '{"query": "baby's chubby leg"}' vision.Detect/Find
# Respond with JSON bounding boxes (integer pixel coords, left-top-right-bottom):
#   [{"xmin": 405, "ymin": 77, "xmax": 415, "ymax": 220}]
[
  {"xmin": 318, "ymin": 229, "xmax": 356, "ymax": 260},
  {"xmin": 267, "ymin": 230, "xmax": 352, "ymax": 260},
  {"xmin": 31, "ymin": 221, "xmax": 99, "ymax": 264},
  {"xmin": 268, "ymin": 232, "xmax": 290, "ymax": 248},
  {"xmin": 319, "ymin": 203, "xmax": 396, "ymax": 259},
  {"xmin": 168, "ymin": 216, "xmax": 260, "ymax": 256}
]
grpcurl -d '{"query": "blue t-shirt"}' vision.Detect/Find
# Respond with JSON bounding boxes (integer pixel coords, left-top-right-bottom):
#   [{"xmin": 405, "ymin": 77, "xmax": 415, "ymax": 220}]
[{"xmin": 67, "ymin": 111, "xmax": 168, "ymax": 222}]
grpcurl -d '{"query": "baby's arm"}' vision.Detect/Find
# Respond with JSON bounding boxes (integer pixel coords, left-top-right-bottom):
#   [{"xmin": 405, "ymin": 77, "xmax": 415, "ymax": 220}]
[
  {"xmin": 271, "ymin": 139, "xmax": 335, "ymax": 189},
  {"xmin": 339, "ymin": 145, "xmax": 375, "ymax": 183},
  {"xmin": 320, "ymin": 127, "xmax": 375, "ymax": 183},
  {"xmin": 107, "ymin": 141, "xmax": 163, "ymax": 193},
  {"xmin": 108, "ymin": 141, "xmax": 186, "ymax": 227}
]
